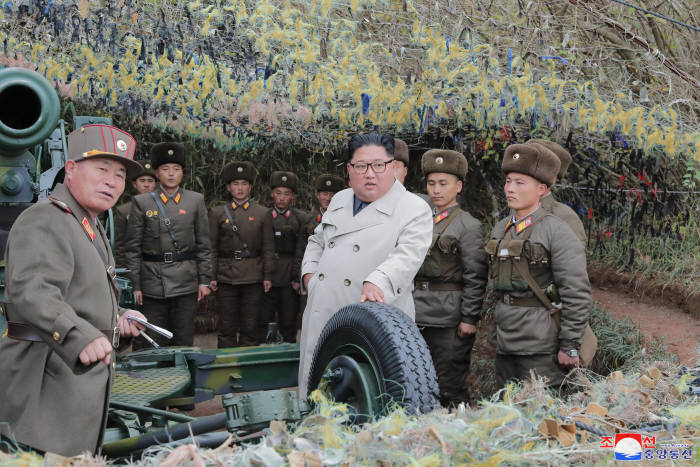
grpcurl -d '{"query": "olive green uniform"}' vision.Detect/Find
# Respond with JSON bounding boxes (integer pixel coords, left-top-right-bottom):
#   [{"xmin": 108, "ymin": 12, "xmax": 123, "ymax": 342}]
[
  {"xmin": 124, "ymin": 186, "xmax": 212, "ymax": 347},
  {"xmin": 540, "ymin": 193, "xmax": 586, "ymax": 246},
  {"xmin": 413, "ymin": 205, "xmax": 488, "ymax": 405},
  {"xmin": 113, "ymin": 200, "xmax": 131, "ymax": 268},
  {"xmin": 262, "ymin": 207, "xmax": 307, "ymax": 342},
  {"xmin": 295, "ymin": 208, "xmax": 323, "ymax": 322},
  {"xmin": 0, "ymin": 184, "xmax": 120, "ymax": 456},
  {"xmin": 485, "ymin": 207, "xmax": 591, "ymax": 387},
  {"xmin": 209, "ymin": 200, "xmax": 275, "ymax": 347}
]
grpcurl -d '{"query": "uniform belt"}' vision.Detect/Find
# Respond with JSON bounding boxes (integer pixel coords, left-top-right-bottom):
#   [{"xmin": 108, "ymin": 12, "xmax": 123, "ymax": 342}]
[
  {"xmin": 219, "ymin": 250, "xmax": 260, "ymax": 260},
  {"xmin": 414, "ymin": 280, "xmax": 463, "ymax": 291},
  {"xmin": 7, "ymin": 322, "xmax": 120, "ymax": 348},
  {"xmin": 142, "ymin": 251, "xmax": 195, "ymax": 263},
  {"xmin": 501, "ymin": 294, "xmax": 543, "ymax": 307}
]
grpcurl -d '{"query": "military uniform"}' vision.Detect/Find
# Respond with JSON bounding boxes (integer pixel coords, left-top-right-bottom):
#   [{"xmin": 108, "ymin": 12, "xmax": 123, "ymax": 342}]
[
  {"xmin": 413, "ymin": 150, "xmax": 488, "ymax": 406},
  {"xmin": 262, "ymin": 171, "xmax": 306, "ymax": 343},
  {"xmin": 114, "ymin": 160, "xmax": 155, "ymax": 268},
  {"xmin": 0, "ymin": 125, "xmax": 140, "ymax": 456},
  {"xmin": 123, "ymin": 143, "xmax": 212, "ymax": 348},
  {"xmin": 486, "ymin": 144, "xmax": 591, "ymax": 388},
  {"xmin": 210, "ymin": 161, "xmax": 275, "ymax": 347}
]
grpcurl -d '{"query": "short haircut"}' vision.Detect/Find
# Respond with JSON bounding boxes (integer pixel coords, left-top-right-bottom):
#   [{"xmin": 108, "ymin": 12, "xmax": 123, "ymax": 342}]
[{"xmin": 347, "ymin": 133, "xmax": 395, "ymax": 161}]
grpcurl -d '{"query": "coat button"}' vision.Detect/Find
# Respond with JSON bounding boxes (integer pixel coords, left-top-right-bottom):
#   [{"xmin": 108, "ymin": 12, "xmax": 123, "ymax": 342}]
[
  {"xmin": 52, "ymin": 331, "xmax": 61, "ymax": 341},
  {"xmin": 352, "ymin": 244, "xmax": 360, "ymax": 252},
  {"xmin": 318, "ymin": 273, "xmax": 325, "ymax": 281},
  {"xmin": 111, "ymin": 361, "xmax": 116, "ymax": 371},
  {"xmin": 397, "ymin": 288, "xmax": 402, "ymax": 294},
  {"xmin": 344, "ymin": 279, "xmax": 351, "ymax": 286},
  {"xmin": 328, "ymin": 241, "xmax": 335, "ymax": 248}
]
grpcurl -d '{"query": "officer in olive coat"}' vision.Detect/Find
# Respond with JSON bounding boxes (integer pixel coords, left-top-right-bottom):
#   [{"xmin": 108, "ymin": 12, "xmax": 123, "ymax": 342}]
[
  {"xmin": 485, "ymin": 143, "xmax": 591, "ymax": 388},
  {"xmin": 123, "ymin": 143, "xmax": 213, "ymax": 348},
  {"xmin": 209, "ymin": 161, "xmax": 275, "ymax": 347},
  {"xmin": 526, "ymin": 139, "xmax": 586, "ymax": 246},
  {"xmin": 262, "ymin": 171, "xmax": 307, "ymax": 343},
  {"xmin": 393, "ymin": 138, "xmax": 410, "ymax": 184},
  {"xmin": 114, "ymin": 160, "xmax": 157, "ymax": 268},
  {"xmin": 0, "ymin": 124, "xmax": 146, "ymax": 456},
  {"xmin": 413, "ymin": 149, "xmax": 488, "ymax": 406}
]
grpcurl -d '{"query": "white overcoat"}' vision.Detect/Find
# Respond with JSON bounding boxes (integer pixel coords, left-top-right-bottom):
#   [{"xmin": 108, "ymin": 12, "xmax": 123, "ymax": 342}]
[{"xmin": 298, "ymin": 180, "xmax": 433, "ymax": 396}]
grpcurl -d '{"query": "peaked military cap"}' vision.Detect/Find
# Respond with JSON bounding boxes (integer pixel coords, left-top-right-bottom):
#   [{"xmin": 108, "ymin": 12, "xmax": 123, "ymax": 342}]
[
  {"xmin": 151, "ymin": 142, "xmax": 186, "ymax": 169},
  {"xmin": 526, "ymin": 138, "xmax": 572, "ymax": 179},
  {"xmin": 222, "ymin": 161, "xmax": 256, "ymax": 184},
  {"xmin": 67, "ymin": 124, "xmax": 141, "ymax": 177},
  {"xmin": 270, "ymin": 171, "xmax": 298, "ymax": 191},
  {"xmin": 315, "ymin": 174, "xmax": 345, "ymax": 193},
  {"xmin": 502, "ymin": 143, "xmax": 561, "ymax": 187},
  {"xmin": 132, "ymin": 159, "xmax": 156, "ymax": 180},
  {"xmin": 421, "ymin": 149, "xmax": 468, "ymax": 180},
  {"xmin": 393, "ymin": 138, "xmax": 409, "ymax": 166}
]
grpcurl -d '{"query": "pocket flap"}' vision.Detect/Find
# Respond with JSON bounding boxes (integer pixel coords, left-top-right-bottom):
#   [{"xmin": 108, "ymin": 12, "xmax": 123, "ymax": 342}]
[
  {"xmin": 507, "ymin": 239, "xmax": 525, "ymax": 257},
  {"xmin": 484, "ymin": 238, "xmax": 499, "ymax": 255}
]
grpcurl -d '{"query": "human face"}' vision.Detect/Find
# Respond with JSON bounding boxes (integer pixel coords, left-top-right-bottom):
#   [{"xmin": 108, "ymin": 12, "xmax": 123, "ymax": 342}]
[
  {"xmin": 347, "ymin": 145, "xmax": 396, "ymax": 202},
  {"xmin": 316, "ymin": 191, "xmax": 334, "ymax": 210},
  {"xmin": 226, "ymin": 179, "xmax": 251, "ymax": 203},
  {"xmin": 156, "ymin": 163, "xmax": 183, "ymax": 191},
  {"xmin": 64, "ymin": 158, "xmax": 126, "ymax": 219},
  {"xmin": 132, "ymin": 175, "xmax": 157, "ymax": 194},
  {"xmin": 271, "ymin": 186, "xmax": 294, "ymax": 210},
  {"xmin": 504, "ymin": 172, "xmax": 547, "ymax": 218},
  {"xmin": 395, "ymin": 161, "xmax": 408, "ymax": 184},
  {"xmin": 426, "ymin": 172, "xmax": 462, "ymax": 210}
]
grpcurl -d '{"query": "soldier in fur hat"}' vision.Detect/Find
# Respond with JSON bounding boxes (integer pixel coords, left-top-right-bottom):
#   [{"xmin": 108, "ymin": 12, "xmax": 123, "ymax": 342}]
[{"xmin": 393, "ymin": 138, "xmax": 410, "ymax": 184}]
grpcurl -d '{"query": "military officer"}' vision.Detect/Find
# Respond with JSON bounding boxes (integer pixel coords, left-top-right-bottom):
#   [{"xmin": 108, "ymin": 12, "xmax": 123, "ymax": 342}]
[
  {"xmin": 0, "ymin": 124, "xmax": 146, "ymax": 456},
  {"xmin": 114, "ymin": 159, "xmax": 157, "ymax": 268},
  {"xmin": 123, "ymin": 142, "xmax": 213, "ymax": 348},
  {"xmin": 393, "ymin": 138, "xmax": 409, "ymax": 184},
  {"xmin": 209, "ymin": 161, "xmax": 274, "ymax": 347},
  {"xmin": 413, "ymin": 149, "xmax": 488, "ymax": 406},
  {"xmin": 260, "ymin": 171, "xmax": 307, "ymax": 343},
  {"xmin": 296, "ymin": 173, "xmax": 345, "ymax": 265},
  {"xmin": 485, "ymin": 143, "xmax": 591, "ymax": 388},
  {"xmin": 526, "ymin": 139, "xmax": 586, "ymax": 246},
  {"xmin": 298, "ymin": 133, "xmax": 433, "ymax": 396}
]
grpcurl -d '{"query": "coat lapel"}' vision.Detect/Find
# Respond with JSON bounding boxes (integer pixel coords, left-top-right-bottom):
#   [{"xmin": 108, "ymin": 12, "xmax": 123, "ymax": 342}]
[{"xmin": 327, "ymin": 181, "xmax": 405, "ymax": 238}]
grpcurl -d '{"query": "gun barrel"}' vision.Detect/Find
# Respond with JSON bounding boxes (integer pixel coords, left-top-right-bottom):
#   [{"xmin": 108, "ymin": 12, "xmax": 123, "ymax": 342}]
[{"xmin": 0, "ymin": 67, "xmax": 60, "ymax": 157}]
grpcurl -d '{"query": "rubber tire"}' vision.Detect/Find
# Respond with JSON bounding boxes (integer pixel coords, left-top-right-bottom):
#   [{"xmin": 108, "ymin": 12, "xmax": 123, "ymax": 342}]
[{"xmin": 307, "ymin": 302, "xmax": 439, "ymax": 415}]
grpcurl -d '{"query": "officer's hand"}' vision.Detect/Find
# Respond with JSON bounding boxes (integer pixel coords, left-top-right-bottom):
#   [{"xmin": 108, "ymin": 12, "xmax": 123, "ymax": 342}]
[
  {"xmin": 457, "ymin": 322, "xmax": 477, "ymax": 338},
  {"xmin": 291, "ymin": 281, "xmax": 300, "ymax": 293},
  {"xmin": 209, "ymin": 280, "xmax": 218, "ymax": 292},
  {"xmin": 263, "ymin": 280, "xmax": 272, "ymax": 293},
  {"xmin": 557, "ymin": 350, "xmax": 580, "ymax": 369},
  {"xmin": 134, "ymin": 291, "xmax": 143, "ymax": 306},
  {"xmin": 79, "ymin": 336, "xmax": 113, "ymax": 366},
  {"xmin": 118, "ymin": 309, "xmax": 146, "ymax": 337},
  {"xmin": 302, "ymin": 274, "xmax": 313, "ymax": 290},
  {"xmin": 360, "ymin": 281, "xmax": 385, "ymax": 303},
  {"xmin": 198, "ymin": 285, "xmax": 211, "ymax": 301}
]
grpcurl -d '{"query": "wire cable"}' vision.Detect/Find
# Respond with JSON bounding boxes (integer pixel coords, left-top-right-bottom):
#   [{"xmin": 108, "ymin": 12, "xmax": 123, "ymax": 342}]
[{"xmin": 609, "ymin": 0, "xmax": 700, "ymax": 32}]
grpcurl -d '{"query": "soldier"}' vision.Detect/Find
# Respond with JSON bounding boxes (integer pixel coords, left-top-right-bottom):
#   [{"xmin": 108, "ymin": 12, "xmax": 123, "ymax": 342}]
[
  {"xmin": 526, "ymin": 139, "xmax": 586, "ymax": 246},
  {"xmin": 485, "ymin": 143, "xmax": 591, "ymax": 388},
  {"xmin": 209, "ymin": 161, "xmax": 274, "ymax": 347},
  {"xmin": 113, "ymin": 159, "xmax": 156, "ymax": 268},
  {"xmin": 0, "ymin": 124, "xmax": 146, "ymax": 456},
  {"xmin": 261, "ymin": 171, "xmax": 307, "ymax": 342},
  {"xmin": 394, "ymin": 138, "xmax": 409, "ymax": 184},
  {"xmin": 123, "ymin": 142, "xmax": 212, "ymax": 348},
  {"xmin": 413, "ymin": 149, "xmax": 488, "ymax": 406}
]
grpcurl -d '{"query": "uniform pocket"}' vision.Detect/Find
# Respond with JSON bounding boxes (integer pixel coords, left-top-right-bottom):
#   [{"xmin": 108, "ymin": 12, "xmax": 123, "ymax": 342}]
[
  {"xmin": 436, "ymin": 235, "xmax": 459, "ymax": 255},
  {"xmin": 524, "ymin": 241, "xmax": 550, "ymax": 265},
  {"xmin": 144, "ymin": 216, "xmax": 161, "ymax": 238}
]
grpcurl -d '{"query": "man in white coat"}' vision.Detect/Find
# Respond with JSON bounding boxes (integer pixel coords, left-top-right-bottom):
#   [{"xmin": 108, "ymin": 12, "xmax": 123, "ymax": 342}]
[{"xmin": 299, "ymin": 134, "xmax": 433, "ymax": 397}]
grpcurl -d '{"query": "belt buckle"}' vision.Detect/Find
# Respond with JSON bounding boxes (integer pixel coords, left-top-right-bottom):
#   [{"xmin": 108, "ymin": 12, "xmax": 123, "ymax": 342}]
[
  {"xmin": 420, "ymin": 281, "xmax": 429, "ymax": 290},
  {"xmin": 112, "ymin": 326, "xmax": 120, "ymax": 348},
  {"xmin": 233, "ymin": 250, "xmax": 243, "ymax": 260},
  {"xmin": 503, "ymin": 293, "xmax": 511, "ymax": 305},
  {"xmin": 163, "ymin": 252, "xmax": 174, "ymax": 263}
]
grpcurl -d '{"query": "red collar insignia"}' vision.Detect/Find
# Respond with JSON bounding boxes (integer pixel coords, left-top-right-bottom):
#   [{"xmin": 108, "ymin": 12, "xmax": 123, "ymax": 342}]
[
  {"xmin": 516, "ymin": 216, "xmax": 533, "ymax": 233},
  {"xmin": 174, "ymin": 192, "xmax": 181, "ymax": 204},
  {"xmin": 81, "ymin": 217, "xmax": 96, "ymax": 241},
  {"xmin": 434, "ymin": 210, "xmax": 449, "ymax": 224},
  {"xmin": 317, "ymin": 213, "xmax": 322, "ymax": 223},
  {"xmin": 159, "ymin": 192, "xmax": 168, "ymax": 204}
]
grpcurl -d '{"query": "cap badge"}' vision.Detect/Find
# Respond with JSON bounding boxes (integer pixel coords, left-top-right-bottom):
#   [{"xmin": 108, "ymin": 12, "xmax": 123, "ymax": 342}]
[
  {"xmin": 435, "ymin": 157, "xmax": 444, "ymax": 164},
  {"xmin": 326, "ymin": 180, "xmax": 332, "ymax": 186},
  {"xmin": 116, "ymin": 139, "xmax": 127, "ymax": 151},
  {"xmin": 513, "ymin": 153, "xmax": 520, "ymax": 160},
  {"xmin": 145, "ymin": 163, "xmax": 151, "ymax": 169},
  {"xmin": 146, "ymin": 210, "xmax": 153, "ymax": 217},
  {"xmin": 281, "ymin": 176, "xmax": 288, "ymax": 182},
  {"xmin": 237, "ymin": 167, "xmax": 243, "ymax": 173},
  {"xmin": 168, "ymin": 149, "xmax": 174, "ymax": 156}
]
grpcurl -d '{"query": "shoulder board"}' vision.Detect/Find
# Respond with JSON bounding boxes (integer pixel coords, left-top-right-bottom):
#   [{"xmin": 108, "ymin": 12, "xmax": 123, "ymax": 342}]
[{"xmin": 48, "ymin": 197, "xmax": 72, "ymax": 214}]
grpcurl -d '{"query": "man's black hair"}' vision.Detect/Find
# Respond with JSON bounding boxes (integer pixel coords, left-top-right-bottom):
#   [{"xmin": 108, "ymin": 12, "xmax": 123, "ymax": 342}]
[{"xmin": 347, "ymin": 133, "xmax": 395, "ymax": 161}]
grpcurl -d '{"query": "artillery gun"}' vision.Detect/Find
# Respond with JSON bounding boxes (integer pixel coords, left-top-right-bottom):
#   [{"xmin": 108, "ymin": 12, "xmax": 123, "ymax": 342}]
[{"xmin": 0, "ymin": 68, "xmax": 439, "ymax": 461}]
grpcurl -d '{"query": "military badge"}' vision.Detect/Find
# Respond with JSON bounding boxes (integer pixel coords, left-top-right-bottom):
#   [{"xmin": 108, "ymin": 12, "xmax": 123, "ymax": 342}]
[
  {"xmin": 146, "ymin": 210, "xmax": 153, "ymax": 217},
  {"xmin": 116, "ymin": 139, "xmax": 128, "ymax": 151},
  {"xmin": 435, "ymin": 156, "xmax": 444, "ymax": 164},
  {"xmin": 513, "ymin": 153, "xmax": 520, "ymax": 160},
  {"xmin": 516, "ymin": 216, "xmax": 532, "ymax": 233},
  {"xmin": 179, "ymin": 209, "xmax": 186, "ymax": 215},
  {"xmin": 248, "ymin": 216, "xmax": 255, "ymax": 221},
  {"xmin": 81, "ymin": 217, "xmax": 96, "ymax": 241}
]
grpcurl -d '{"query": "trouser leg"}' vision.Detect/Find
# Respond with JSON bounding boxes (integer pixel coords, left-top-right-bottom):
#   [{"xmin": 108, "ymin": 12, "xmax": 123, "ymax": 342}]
[
  {"xmin": 134, "ymin": 296, "xmax": 170, "ymax": 349},
  {"xmin": 170, "ymin": 293, "xmax": 196, "ymax": 346},
  {"xmin": 240, "ymin": 283, "xmax": 262, "ymax": 346},
  {"xmin": 278, "ymin": 286, "xmax": 298, "ymax": 343},
  {"xmin": 260, "ymin": 286, "xmax": 279, "ymax": 342},
  {"xmin": 216, "ymin": 284, "xmax": 240, "ymax": 348},
  {"xmin": 421, "ymin": 326, "xmax": 474, "ymax": 407}
]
